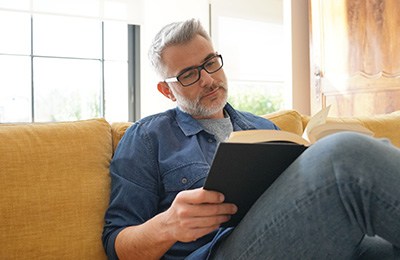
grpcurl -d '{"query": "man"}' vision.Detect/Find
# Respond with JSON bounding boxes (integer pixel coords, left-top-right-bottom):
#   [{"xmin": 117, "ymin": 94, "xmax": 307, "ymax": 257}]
[{"xmin": 102, "ymin": 19, "xmax": 400, "ymax": 259}]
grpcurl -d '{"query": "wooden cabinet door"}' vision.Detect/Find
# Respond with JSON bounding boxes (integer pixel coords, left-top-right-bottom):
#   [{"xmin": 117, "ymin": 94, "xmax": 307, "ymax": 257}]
[{"xmin": 309, "ymin": 0, "xmax": 400, "ymax": 116}]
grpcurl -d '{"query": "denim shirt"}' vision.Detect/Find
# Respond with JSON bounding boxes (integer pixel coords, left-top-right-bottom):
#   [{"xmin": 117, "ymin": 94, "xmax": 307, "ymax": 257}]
[{"xmin": 102, "ymin": 103, "xmax": 279, "ymax": 260}]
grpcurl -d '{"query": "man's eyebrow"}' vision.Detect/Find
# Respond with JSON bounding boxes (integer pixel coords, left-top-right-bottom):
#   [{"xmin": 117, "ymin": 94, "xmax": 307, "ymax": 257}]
[
  {"xmin": 203, "ymin": 53, "xmax": 216, "ymax": 62},
  {"xmin": 177, "ymin": 53, "xmax": 217, "ymax": 75}
]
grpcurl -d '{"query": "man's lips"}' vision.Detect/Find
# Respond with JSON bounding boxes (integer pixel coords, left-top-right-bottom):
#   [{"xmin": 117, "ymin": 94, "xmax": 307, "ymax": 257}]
[{"xmin": 202, "ymin": 87, "xmax": 221, "ymax": 98}]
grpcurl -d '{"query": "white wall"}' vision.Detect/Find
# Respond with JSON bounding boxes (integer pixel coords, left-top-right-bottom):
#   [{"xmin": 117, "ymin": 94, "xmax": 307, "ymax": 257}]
[
  {"xmin": 210, "ymin": 0, "xmax": 283, "ymax": 41},
  {"xmin": 286, "ymin": 0, "xmax": 310, "ymax": 115}
]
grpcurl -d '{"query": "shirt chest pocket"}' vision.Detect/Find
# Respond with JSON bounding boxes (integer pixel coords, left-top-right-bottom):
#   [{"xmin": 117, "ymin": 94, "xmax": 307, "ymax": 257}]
[{"xmin": 162, "ymin": 162, "xmax": 209, "ymax": 193}]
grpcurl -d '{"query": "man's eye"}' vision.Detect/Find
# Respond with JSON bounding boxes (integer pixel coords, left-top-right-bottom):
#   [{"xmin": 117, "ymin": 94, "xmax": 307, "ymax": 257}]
[
  {"xmin": 205, "ymin": 60, "xmax": 216, "ymax": 69},
  {"xmin": 181, "ymin": 70, "xmax": 197, "ymax": 80}
]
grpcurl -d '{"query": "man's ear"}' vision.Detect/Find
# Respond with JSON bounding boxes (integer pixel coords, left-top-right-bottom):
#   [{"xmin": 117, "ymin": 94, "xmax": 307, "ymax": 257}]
[{"xmin": 157, "ymin": 82, "xmax": 176, "ymax": 101}]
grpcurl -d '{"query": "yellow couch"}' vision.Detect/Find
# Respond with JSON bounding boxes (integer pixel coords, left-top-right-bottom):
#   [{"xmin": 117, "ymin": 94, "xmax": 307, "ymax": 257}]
[{"xmin": 1, "ymin": 110, "xmax": 399, "ymax": 259}]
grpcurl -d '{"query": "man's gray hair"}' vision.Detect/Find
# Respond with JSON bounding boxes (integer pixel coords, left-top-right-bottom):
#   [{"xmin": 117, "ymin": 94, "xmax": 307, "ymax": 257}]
[{"xmin": 148, "ymin": 18, "xmax": 211, "ymax": 78}]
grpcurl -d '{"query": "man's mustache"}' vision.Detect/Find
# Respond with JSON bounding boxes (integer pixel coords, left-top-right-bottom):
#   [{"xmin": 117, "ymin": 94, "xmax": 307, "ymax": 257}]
[{"xmin": 202, "ymin": 82, "xmax": 226, "ymax": 95}]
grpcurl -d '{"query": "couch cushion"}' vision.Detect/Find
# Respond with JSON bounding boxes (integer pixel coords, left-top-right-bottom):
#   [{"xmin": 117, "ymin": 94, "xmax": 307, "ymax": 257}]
[
  {"xmin": 111, "ymin": 122, "xmax": 133, "ymax": 153},
  {"xmin": 263, "ymin": 110, "xmax": 304, "ymax": 135},
  {"xmin": 324, "ymin": 110, "xmax": 400, "ymax": 148},
  {"xmin": 0, "ymin": 119, "xmax": 112, "ymax": 259}
]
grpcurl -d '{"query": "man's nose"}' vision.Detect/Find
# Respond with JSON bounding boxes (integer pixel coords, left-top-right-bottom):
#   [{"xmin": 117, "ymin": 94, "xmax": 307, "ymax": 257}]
[{"xmin": 198, "ymin": 69, "xmax": 213, "ymax": 87}]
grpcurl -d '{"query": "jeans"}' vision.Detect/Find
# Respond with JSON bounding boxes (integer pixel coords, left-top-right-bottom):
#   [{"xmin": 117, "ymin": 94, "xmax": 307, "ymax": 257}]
[{"xmin": 211, "ymin": 132, "xmax": 400, "ymax": 259}]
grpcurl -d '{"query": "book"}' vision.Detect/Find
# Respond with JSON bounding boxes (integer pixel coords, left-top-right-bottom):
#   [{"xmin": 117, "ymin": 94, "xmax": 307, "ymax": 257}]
[
  {"xmin": 226, "ymin": 106, "xmax": 373, "ymax": 146},
  {"xmin": 203, "ymin": 106, "xmax": 373, "ymax": 227}
]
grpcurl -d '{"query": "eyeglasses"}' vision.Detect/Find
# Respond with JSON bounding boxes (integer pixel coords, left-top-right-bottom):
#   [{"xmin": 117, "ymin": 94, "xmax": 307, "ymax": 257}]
[{"xmin": 164, "ymin": 54, "xmax": 223, "ymax": 87}]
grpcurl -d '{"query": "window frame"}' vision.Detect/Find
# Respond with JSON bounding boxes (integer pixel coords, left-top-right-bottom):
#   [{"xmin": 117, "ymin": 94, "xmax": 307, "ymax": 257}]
[{"xmin": 0, "ymin": 12, "xmax": 140, "ymax": 123}]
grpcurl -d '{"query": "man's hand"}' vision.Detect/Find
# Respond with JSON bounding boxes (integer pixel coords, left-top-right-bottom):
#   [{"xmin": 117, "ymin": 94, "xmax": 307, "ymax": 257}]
[
  {"xmin": 115, "ymin": 188, "xmax": 237, "ymax": 259},
  {"xmin": 162, "ymin": 188, "xmax": 237, "ymax": 242}
]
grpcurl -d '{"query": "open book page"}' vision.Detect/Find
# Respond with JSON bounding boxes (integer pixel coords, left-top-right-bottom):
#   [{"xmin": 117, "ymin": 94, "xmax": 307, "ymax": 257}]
[
  {"xmin": 301, "ymin": 105, "xmax": 373, "ymax": 143},
  {"xmin": 226, "ymin": 129, "xmax": 311, "ymax": 146},
  {"xmin": 302, "ymin": 105, "xmax": 331, "ymax": 142},
  {"xmin": 226, "ymin": 106, "xmax": 331, "ymax": 145},
  {"xmin": 306, "ymin": 122, "xmax": 374, "ymax": 143}
]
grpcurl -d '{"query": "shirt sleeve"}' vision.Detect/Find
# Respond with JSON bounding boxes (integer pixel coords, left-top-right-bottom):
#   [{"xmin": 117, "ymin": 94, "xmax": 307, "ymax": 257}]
[{"xmin": 102, "ymin": 122, "xmax": 161, "ymax": 259}]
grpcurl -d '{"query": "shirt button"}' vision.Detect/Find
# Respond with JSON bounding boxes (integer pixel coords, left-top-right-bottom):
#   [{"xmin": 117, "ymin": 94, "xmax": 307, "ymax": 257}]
[
  {"xmin": 181, "ymin": 178, "xmax": 188, "ymax": 184},
  {"xmin": 208, "ymin": 138, "xmax": 214, "ymax": 143}
]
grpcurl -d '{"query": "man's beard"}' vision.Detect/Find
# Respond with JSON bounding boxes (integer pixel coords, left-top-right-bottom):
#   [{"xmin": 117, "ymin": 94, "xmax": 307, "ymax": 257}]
[{"xmin": 172, "ymin": 82, "xmax": 228, "ymax": 118}]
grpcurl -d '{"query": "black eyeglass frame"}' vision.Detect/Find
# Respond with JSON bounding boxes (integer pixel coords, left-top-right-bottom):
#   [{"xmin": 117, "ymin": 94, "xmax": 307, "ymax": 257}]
[{"xmin": 164, "ymin": 54, "xmax": 223, "ymax": 87}]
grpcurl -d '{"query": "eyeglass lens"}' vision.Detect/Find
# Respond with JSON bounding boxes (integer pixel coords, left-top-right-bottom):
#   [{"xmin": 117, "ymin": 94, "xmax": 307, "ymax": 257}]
[{"xmin": 178, "ymin": 55, "xmax": 223, "ymax": 86}]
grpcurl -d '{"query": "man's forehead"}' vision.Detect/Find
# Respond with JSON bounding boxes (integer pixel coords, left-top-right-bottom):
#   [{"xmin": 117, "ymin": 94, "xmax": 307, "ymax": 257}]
[{"xmin": 162, "ymin": 35, "xmax": 215, "ymax": 72}]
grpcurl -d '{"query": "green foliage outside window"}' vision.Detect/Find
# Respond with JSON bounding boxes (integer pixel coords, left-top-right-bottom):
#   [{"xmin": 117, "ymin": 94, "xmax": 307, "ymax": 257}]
[{"xmin": 227, "ymin": 84, "xmax": 283, "ymax": 116}]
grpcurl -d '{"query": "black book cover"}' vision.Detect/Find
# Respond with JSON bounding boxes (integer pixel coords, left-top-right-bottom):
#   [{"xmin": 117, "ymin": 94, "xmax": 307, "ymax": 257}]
[{"xmin": 204, "ymin": 142, "xmax": 307, "ymax": 227}]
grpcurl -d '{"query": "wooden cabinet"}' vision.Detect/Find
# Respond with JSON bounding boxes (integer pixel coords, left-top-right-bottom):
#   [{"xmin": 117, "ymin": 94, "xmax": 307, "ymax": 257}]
[{"xmin": 309, "ymin": 0, "xmax": 400, "ymax": 116}]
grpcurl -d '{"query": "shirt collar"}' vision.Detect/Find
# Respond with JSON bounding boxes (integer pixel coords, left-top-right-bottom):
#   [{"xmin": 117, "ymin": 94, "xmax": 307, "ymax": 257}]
[
  {"xmin": 175, "ymin": 103, "xmax": 258, "ymax": 137},
  {"xmin": 175, "ymin": 107, "xmax": 204, "ymax": 137},
  {"xmin": 223, "ymin": 103, "xmax": 256, "ymax": 131}
]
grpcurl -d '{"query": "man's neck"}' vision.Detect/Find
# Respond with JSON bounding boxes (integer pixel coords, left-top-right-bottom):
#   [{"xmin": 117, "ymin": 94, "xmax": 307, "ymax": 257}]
[{"xmin": 193, "ymin": 110, "xmax": 224, "ymax": 120}]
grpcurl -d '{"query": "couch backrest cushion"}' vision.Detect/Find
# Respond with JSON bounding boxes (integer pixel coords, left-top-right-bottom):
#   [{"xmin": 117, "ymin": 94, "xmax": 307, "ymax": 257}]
[
  {"xmin": 326, "ymin": 111, "xmax": 400, "ymax": 148},
  {"xmin": 0, "ymin": 119, "xmax": 112, "ymax": 259},
  {"xmin": 111, "ymin": 122, "xmax": 133, "ymax": 152},
  {"xmin": 263, "ymin": 110, "xmax": 304, "ymax": 135}
]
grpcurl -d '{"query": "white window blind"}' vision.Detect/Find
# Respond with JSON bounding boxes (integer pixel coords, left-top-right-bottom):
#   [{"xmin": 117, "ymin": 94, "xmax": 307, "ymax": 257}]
[{"xmin": 0, "ymin": 0, "xmax": 143, "ymax": 24}]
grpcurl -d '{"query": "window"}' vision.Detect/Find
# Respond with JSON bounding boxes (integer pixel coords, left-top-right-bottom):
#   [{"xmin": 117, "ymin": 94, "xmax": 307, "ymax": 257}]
[
  {"xmin": 0, "ymin": 10, "xmax": 138, "ymax": 123},
  {"xmin": 0, "ymin": 11, "xmax": 31, "ymax": 123},
  {"xmin": 210, "ymin": 0, "xmax": 288, "ymax": 116},
  {"xmin": 218, "ymin": 17, "xmax": 285, "ymax": 116}
]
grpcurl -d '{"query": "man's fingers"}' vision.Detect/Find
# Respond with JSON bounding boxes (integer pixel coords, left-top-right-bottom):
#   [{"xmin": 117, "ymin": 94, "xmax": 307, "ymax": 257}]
[
  {"xmin": 186, "ymin": 214, "xmax": 232, "ymax": 229},
  {"xmin": 176, "ymin": 188, "xmax": 224, "ymax": 204},
  {"xmin": 166, "ymin": 188, "xmax": 238, "ymax": 243},
  {"xmin": 178, "ymin": 202, "xmax": 237, "ymax": 218}
]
